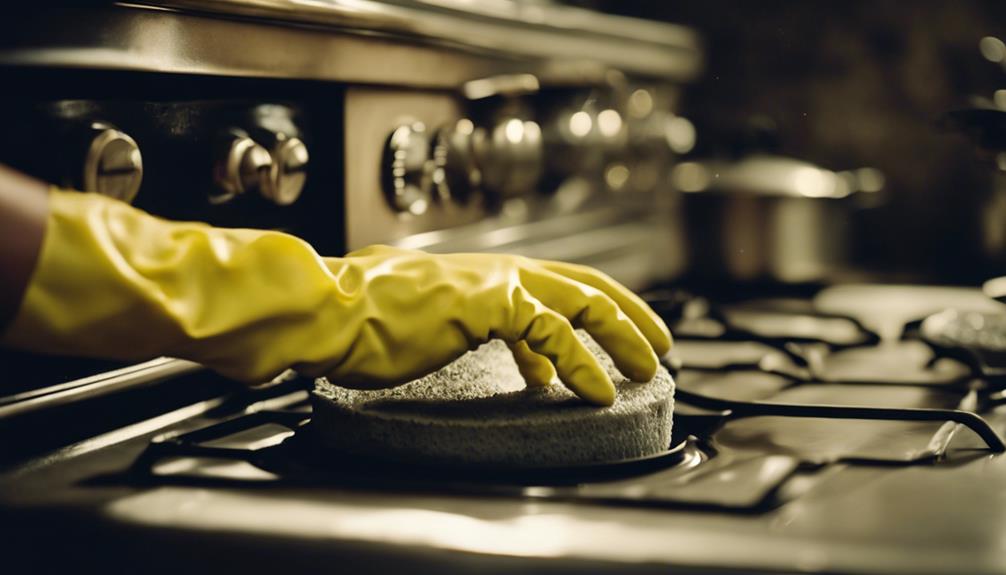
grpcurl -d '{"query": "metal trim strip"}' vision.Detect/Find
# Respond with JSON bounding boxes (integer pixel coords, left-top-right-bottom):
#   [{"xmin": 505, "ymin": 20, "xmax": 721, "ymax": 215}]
[
  {"xmin": 0, "ymin": 3, "xmax": 701, "ymax": 83},
  {"xmin": 0, "ymin": 357, "xmax": 204, "ymax": 419}
]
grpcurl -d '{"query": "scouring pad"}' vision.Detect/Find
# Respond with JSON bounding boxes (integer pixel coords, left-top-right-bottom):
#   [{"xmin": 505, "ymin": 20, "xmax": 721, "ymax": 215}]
[{"xmin": 310, "ymin": 331, "xmax": 675, "ymax": 468}]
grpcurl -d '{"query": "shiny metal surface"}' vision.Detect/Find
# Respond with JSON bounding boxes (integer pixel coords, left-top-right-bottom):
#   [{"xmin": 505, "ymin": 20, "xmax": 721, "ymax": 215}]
[
  {"xmin": 132, "ymin": 0, "xmax": 702, "ymax": 81},
  {"xmin": 263, "ymin": 136, "xmax": 309, "ymax": 206},
  {"xmin": 345, "ymin": 88, "xmax": 485, "ymax": 249},
  {"xmin": 623, "ymin": 87, "xmax": 694, "ymax": 193},
  {"xmin": 0, "ymin": 2, "xmax": 699, "ymax": 87},
  {"xmin": 921, "ymin": 309, "xmax": 1006, "ymax": 377},
  {"xmin": 0, "ymin": 4, "xmax": 693, "ymax": 279},
  {"xmin": 0, "ymin": 6, "xmax": 524, "ymax": 89},
  {"xmin": 0, "ymin": 357, "xmax": 202, "ymax": 419},
  {"xmin": 3, "ymin": 287, "xmax": 1006, "ymax": 573},
  {"xmin": 395, "ymin": 205, "xmax": 686, "ymax": 290},
  {"xmin": 462, "ymin": 73, "xmax": 540, "ymax": 101},
  {"xmin": 672, "ymin": 155, "xmax": 885, "ymax": 199},
  {"xmin": 985, "ymin": 275, "xmax": 1006, "ymax": 303},
  {"xmin": 349, "ymin": 80, "xmax": 686, "ymax": 268},
  {"xmin": 431, "ymin": 118, "xmax": 480, "ymax": 204},
  {"xmin": 212, "ymin": 132, "xmax": 273, "ymax": 203},
  {"xmin": 82, "ymin": 125, "xmax": 144, "ymax": 203},
  {"xmin": 383, "ymin": 122, "xmax": 434, "ymax": 215},
  {"xmin": 541, "ymin": 87, "xmax": 631, "ymax": 183},
  {"xmin": 1, "ymin": 382, "xmax": 1004, "ymax": 574},
  {"xmin": 461, "ymin": 73, "xmax": 544, "ymax": 201},
  {"xmin": 674, "ymin": 155, "xmax": 887, "ymax": 283},
  {"xmin": 472, "ymin": 117, "xmax": 543, "ymax": 201}
]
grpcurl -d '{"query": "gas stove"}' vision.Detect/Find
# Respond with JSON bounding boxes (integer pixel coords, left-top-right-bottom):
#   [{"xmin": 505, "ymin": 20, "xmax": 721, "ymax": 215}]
[
  {"xmin": 2, "ymin": 2, "xmax": 1006, "ymax": 574},
  {"xmin": 4, "ymin": 284, "xmax": 1006, "ymax": 574}
]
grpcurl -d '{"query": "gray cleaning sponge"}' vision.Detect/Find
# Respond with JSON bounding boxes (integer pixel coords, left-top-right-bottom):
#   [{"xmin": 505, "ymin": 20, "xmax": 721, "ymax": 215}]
[{"xmin": 311, "ymin": 331, "xmax": 675, "ymax": 468}]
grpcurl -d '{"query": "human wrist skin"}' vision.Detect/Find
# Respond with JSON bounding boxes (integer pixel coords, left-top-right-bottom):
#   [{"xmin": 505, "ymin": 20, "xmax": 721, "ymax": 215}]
[{"xmin": 0, "ymin": 165, "xmax": 49, "ymax": 332}]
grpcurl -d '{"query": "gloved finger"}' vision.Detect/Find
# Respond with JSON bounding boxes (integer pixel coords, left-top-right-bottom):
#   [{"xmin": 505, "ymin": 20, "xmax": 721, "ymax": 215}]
[
  {"xmin": 510, "ymin": 298, "xmax": 616, "ymax": 406},
  {"xmin": 535, "ymin": 259, "xmax": 672, "ymax": 356},
  {"xmin": 522, "ymin": 268, "xmax": 658, "ymax": 383},
  {"xmin": 508, "ymin": 340, "xmax": 556, "ymax": 387}
]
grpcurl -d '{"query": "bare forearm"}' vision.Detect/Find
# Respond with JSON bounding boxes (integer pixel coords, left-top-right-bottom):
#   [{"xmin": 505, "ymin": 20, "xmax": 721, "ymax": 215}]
[{"xmin": 0, "ymin": 165, "xmax": 48, "ymax": 330}]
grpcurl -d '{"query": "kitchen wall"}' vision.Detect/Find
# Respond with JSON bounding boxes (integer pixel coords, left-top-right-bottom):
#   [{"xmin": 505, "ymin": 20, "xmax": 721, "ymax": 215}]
[{"xmin": 579, "ymin": 0, "xmax": 1006, "ymax": 284}]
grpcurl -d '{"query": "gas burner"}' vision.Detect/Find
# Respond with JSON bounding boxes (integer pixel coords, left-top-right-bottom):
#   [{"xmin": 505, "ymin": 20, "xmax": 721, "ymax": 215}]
[
  {"xmin": 118, "ymin": 391, "xmax": 811, "ymax": 512},
  {"xmin": 134, "ymin": 406, "xmax": 697, "ymax": 488},
  {"xmin": 8, "ymin": 286, "xmax": 1006, "ymax": 574}
]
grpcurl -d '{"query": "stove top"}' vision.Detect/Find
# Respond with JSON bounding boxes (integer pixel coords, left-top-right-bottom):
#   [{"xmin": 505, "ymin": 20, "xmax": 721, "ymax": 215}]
[{"xmin": 3, "ymin": 284, "xmax": 1006, "ymax": 574}]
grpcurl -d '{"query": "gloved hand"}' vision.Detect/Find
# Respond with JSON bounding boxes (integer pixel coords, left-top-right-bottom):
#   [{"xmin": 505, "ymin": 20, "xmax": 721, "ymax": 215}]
[{"xmin": 2, "ymin": 189, "xmax": 671, "ymax": 405}]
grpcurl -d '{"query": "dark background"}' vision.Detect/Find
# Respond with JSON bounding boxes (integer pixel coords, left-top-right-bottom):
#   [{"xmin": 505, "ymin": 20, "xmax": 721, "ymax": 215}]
[{"xmin": 579, "ymin": 0, "xmax": 1006, "ymax": 284}]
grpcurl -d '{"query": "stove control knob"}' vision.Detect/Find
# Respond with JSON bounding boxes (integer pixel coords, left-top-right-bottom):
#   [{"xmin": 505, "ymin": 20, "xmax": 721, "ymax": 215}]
[
  {"xmin": 82, "ymin": 124, "xmax": 143, "ymax": 203},
  {"xmin": 383, "ymin": 122, "xmax": 432, "ymax": 215},
  {"xmin": 432, "ymin": 119, "xmax": 479, "ymax": 204},
  {"xmin": 473, "ymin": 118, "xmax": 542, "ymax": 202},
  {"xmin": 261, "ymin": 136, "xmax": 309, "ymax": 206},
  {"xmin": 212, "ymin": 131, "xmax": 272, "ymax": 204}
]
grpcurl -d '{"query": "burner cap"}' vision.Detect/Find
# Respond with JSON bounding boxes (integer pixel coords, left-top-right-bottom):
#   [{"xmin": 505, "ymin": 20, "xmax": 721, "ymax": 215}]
[{"xmin": 311, "ymin": 332, "xmax": 675, "ymax": 468}]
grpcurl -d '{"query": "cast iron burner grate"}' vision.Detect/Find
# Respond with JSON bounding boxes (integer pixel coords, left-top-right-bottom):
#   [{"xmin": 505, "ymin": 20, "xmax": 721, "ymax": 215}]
[
  {"xmin": 125, "ymin": 400, "xmax": 809, "ymax": 512},
  {"xmin": 132, "ymin": 404, "xmax": 697, "ymax": 487},
  {"xmin": 647, "ymin": 289, "xmax": 1006, "ymax": 454},
  {"xmin": 123, "ymin": 288, "xmax": 1006, "ymax": 513}
]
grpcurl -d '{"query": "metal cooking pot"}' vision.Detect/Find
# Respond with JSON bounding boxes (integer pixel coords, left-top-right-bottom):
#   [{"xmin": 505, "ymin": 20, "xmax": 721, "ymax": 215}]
[
  {"xmin": 944, "ymin": 105, "xmax": 1006, "ymax": 267},
  {"xmin": 672, "ymin": 154, "xmax": 884, "ymax": 283}
]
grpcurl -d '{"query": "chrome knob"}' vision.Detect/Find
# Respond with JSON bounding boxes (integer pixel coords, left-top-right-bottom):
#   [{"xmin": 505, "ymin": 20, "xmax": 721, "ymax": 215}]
[
  {"xmin": 473, "ymin": 117, "xmax": 543, "ymax": 201},
  {"xmin": 544, "ymin": 105, "xmax": 604, "ymax": 179},
  {"xmin": 82, "ymin": 124, "xmax": 143, "ymax": 203},
  {"xmin": 383, "ymin": 122, "xmax": 432, "ymax": 215},
  {"xmin": 212, "ymin": 132, "xmax": 272, "ymax": 204},
  {"xmin": 462, "ymin": 74, "xmax": 539, "ymax": 101},
  {"xmin": 261, "ymin": 136, "xmax": 309, "ymax": 206},
  {"xmin": 432, "ymin": 119, "xmax": 479, "ymax": 204}
]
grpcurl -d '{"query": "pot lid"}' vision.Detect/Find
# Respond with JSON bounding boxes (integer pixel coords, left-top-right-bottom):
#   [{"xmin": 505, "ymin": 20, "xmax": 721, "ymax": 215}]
[{"xmin": 671, "ymin": 155, "xmax": 885, "ymax": 199}]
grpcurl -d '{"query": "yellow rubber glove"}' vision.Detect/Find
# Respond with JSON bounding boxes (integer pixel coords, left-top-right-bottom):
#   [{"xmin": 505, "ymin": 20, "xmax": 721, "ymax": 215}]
[{"xmin": 1, "ymin": 189, "xmax": 672, "ymax": 405}]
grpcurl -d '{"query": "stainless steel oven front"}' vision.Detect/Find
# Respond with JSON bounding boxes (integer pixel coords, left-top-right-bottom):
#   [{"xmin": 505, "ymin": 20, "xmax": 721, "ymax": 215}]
[{"xmin": 0, "ymin": 0, "xmax": 700, "ymax": 447}]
